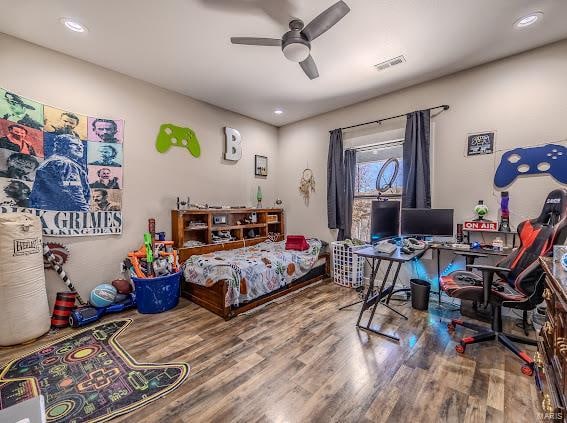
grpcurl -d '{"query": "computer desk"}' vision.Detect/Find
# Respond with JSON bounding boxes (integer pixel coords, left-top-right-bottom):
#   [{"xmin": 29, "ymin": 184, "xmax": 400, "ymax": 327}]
[{"xmin": 351, "ymin": 245, "xmax": 428, "ymax": 342}]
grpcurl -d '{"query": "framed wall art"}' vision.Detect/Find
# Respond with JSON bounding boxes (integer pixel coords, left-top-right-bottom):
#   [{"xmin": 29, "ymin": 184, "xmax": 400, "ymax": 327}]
[{"xmin": 255, "ymin": 155, "xmax": 268, "ymax": 177}]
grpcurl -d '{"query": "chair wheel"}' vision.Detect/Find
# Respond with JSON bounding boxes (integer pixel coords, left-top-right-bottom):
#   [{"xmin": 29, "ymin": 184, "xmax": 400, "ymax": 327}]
[
  {"xmin": 455, "ymin": 344, "xmax": 465, "ymax": 354},
  {"xmin": 521, "ymin": 365, "xmax": 534, "ymax": 376},
  {"xmin": 447, "ymin": 323, "xmax": 455, "ymax": 332}
]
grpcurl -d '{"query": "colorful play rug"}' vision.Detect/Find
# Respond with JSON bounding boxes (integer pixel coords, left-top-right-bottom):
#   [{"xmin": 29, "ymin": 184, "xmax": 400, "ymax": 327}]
[{"xmin": 0, "ymin": 319, "xmax": 189, "ymax": 422}]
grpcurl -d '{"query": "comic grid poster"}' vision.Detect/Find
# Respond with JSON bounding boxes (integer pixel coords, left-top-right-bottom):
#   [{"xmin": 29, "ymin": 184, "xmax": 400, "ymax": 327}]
[{"xmin": 0, "ymin": 87, "xmax": 124, "ymax": 236}]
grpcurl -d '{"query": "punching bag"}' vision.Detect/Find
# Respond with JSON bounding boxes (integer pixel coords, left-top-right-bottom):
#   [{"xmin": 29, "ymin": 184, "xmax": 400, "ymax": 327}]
[{"xmin": 0, "ymin": 213, "xmax": 50, "ymax": 346}]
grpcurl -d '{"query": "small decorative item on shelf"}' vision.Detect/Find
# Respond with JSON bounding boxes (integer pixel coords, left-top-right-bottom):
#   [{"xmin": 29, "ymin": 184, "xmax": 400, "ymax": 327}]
[
  {"xmin": 299, "ymin": 168, "xmax": 315, "ymax": 204},
  {"xmin": 176, "ymin": 196, "xmax": 190, "ymax": 210},
  {"xmin": 498, "ymin": 191, "xmax": 511, "ymax": 232},
  {"xmin": 464, "ymin": 200, "xmax": 498, "ymax": 231},
  {"xmin": 474, "ymin": 200, "xmax": 488, "ymax": 221},
  {"xmin": 274, "ymin": 198, "xmax": 283, "ymax": 208},
  {"xmin": 256, "ymin": 186, "xmax": 263, "ymax": 208}
]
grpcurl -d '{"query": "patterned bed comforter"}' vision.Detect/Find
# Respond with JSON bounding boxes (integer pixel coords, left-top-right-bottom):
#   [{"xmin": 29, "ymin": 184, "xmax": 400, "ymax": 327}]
[{"xmin": 183, "ymin": 239, "xmax": 322, "ymax": 307}]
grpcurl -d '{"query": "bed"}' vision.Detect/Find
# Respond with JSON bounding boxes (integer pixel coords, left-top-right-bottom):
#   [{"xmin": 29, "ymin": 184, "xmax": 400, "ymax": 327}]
[{"xmin": 181, "ymin": 239, "xmax": 329, "ymax": 319}]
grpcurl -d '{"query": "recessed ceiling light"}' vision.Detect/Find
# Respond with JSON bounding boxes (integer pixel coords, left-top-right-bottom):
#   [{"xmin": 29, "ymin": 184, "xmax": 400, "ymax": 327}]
[
  {"xmin": 60, "ymin": 18, "xmax": 87, "ymax": 33},
  {"xmin": 273, "ymin": 109, "xmax": 284, "ymax": 115},
  {"xmin": 514, "ymin": 12, "xmax": 543, "ymax": 28}
]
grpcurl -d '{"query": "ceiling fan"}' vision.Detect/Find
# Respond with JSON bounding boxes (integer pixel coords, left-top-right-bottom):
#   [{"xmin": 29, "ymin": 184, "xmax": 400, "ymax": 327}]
[{"xmin": 230, "ymin": 1, "xmax": 351, "ymax": 80}]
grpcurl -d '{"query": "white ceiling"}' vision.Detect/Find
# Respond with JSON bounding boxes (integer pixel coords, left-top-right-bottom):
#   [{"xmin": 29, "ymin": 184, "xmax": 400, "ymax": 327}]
[{"xmin": 0, "ymin": 0, "xmax": 566, "ymax": 126}]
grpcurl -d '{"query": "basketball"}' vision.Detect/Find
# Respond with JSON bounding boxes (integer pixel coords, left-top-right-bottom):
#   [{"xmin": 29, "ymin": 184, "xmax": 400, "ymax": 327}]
[
  {"xmin": 112, "ymin": 279, "xmax": 133, "ymax": 294},
  {"xmin": 90, "ymin": 284, "xmax": 117, "ymax": 308}
]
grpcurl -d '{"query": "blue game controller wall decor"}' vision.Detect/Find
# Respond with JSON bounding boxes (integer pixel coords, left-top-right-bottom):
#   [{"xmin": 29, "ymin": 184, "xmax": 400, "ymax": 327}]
[{"xmin": 494, "ymin": 143, "xmax": 566, "ymax": 188}]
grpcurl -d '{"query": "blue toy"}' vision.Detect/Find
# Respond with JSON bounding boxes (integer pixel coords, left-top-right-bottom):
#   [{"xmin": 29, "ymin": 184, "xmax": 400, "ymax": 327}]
[
  {"xmin": 90, "ymin": 283, "xmax": 117, "ymax": 307},
  {"xmin": 69, "ymin": 293, "xmax": 136, "ymax": 328},
  {"xmin": 494, "ymin": 144, "xmax": 566, "ymax": 188}
]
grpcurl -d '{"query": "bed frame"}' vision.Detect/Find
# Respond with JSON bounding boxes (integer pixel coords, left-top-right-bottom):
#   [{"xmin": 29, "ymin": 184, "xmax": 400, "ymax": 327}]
[{"xmin": 179, "ymin": 238, "xmax": 330, "ymax": 320}]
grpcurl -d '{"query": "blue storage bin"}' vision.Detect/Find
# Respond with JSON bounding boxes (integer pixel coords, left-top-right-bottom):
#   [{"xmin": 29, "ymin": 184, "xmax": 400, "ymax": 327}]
[{"xmin": 131, "ymin": 271, "xmax": 181, "ymax": 314}]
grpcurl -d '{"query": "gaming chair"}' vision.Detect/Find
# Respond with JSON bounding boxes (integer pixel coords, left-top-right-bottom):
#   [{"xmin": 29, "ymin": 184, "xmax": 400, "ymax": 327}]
[{"xmin": 440, "ymin": 188, "xmax": 567, "ymax": 376}]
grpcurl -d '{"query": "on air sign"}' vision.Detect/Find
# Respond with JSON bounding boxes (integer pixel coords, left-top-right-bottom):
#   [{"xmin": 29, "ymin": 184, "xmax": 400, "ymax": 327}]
[{"xmin": 463, "ymin": 220, "xmax": 498, "ymax": 231}]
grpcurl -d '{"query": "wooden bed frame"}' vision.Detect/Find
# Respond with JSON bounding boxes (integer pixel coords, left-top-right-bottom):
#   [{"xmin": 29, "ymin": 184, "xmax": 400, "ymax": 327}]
[{"xmin": 179, "ymin": 240, "xmax": 330, "ymax": 320}]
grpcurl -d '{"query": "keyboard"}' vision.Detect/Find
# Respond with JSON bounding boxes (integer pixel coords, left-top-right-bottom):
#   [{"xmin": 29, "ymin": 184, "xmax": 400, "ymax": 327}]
[{"xmin": 373, "ymin": 242, "xmax": 397, "ymax": 255}]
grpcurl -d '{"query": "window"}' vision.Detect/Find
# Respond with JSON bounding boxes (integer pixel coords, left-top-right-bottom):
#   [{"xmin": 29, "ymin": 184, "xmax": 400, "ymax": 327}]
[{"xmin": 351, "ymin": 141, "xmax": 403, "ymax": 242}]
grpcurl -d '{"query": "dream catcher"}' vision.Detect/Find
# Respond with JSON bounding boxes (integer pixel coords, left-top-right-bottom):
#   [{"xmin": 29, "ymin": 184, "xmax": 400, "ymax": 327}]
[{"xmin": 299, "ymin": 168, "xmax": 316, "ymax": 204}]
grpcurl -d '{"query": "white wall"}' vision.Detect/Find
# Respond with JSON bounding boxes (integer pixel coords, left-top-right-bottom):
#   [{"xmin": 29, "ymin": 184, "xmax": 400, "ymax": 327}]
[
  {"xmin": 276, "ymin": 39, "xmax": 567, "ymax": 243},
  {"xmin": 0, "ymin": 33, "xmax": 279, "ymax": 304},
  {"xmin": 2, "ymin": 33, "xmax": 566, "ymax": 305}
]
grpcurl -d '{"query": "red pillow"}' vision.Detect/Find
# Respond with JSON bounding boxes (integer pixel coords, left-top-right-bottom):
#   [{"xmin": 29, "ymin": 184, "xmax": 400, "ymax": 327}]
[{"xmin": 285, "ymin": 235, "xmax": 309, "ymax": 251}]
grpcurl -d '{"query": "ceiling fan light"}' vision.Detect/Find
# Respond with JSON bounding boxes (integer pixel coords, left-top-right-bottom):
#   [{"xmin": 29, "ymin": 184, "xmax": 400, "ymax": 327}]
[{"xmin": 283, "ymin": 43, "xmax": 310, "ymax": 62}]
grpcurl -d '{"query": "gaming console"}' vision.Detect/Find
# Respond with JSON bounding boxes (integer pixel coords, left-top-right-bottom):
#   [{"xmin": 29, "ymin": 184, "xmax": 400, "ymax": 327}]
[{"xmin": 494, "ymin": 144, "xmax": 566, "ymax": 188}]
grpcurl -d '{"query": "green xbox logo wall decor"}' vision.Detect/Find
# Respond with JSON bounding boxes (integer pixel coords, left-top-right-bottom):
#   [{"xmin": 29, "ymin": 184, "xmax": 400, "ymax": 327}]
[{"xmin": 156, "ymin": 124, "xmax": 201, "ymax": 157}]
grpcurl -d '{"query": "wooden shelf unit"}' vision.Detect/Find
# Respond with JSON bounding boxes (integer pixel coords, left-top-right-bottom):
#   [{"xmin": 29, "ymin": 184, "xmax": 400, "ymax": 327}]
[{"xmin": 172, "ymin": 208, "xmax": 285, "ymax": 262}]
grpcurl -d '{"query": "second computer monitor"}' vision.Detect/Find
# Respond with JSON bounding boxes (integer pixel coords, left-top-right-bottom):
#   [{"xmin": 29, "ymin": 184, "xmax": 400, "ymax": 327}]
[{"xmin": 401, "ymin": 208, "xmax": 454, "ymax": 237}]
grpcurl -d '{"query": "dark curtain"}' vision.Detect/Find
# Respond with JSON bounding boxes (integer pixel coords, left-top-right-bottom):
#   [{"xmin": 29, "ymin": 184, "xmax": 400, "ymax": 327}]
[
  {"xmin": 402, "ymin": 110, "xmax": 431, "ymax": 208},
  {"xmin": 327, "ymin": 129, "xmax": 345, "ymax": 237},
  {"xmin": 339, "ymin": 149, "xmax": 357, "ymax": 240}
]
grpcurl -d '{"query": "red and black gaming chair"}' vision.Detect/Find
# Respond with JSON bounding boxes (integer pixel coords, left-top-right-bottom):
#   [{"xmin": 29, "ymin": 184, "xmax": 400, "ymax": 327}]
[{"xmin": 440, "ymin": 188, "xmax": 567, "ymax": 376}]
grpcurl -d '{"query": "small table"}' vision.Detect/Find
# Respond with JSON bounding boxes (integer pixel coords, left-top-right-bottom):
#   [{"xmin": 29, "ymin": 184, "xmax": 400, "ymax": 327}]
[{"xmin": 352, "ymin": 246, "xmax": 428, "ymax": 342}]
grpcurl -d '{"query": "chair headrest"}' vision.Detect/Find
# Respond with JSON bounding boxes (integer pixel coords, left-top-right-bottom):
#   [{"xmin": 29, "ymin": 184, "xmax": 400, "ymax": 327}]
[{"xmin": 536, "ymin": 188, "xmax": 567, "ymax": 225}]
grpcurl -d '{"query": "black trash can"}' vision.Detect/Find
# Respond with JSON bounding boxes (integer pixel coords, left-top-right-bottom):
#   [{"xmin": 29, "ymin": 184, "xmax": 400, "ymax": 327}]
[{"xmin": 410, "ymin": 279, "xmax": 431, "ymax": 311}]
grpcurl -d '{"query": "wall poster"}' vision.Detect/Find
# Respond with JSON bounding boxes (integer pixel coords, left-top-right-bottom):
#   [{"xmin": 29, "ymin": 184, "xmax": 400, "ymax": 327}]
[
  {"xmin": 0, "ymin": 87, "xmax": 124, "ymax": 236},
  {"xmin": 466, "ymin": 132, "xmax": 495, "ymax": 156}
]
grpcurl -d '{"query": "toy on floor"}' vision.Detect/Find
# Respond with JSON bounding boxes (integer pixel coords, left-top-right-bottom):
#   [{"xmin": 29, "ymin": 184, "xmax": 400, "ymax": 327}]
[
  {"xmin": 69, "ymin": 281, "xmax": 135, "ymax": 329},
  {"xmin": 69, "ymin": 293, "xmax": 136, "ymax": 328},
  {"xmin": 42, "ymin": 242, "xmax": 69, "ymax": 269},
  {"xmin": 90, "ymin": 283, "xmax": 117, "ymax": 307},
  {"xmin": 50, "ymin": 292, "xmax": 77, "ymax": 329},
  {"xmin": 43, "ymin": 243, "xmax": 86, "ymax": 305},
  {"xmin": 112, "ymin": 278, "xmax": 133, "ymax": 294}
]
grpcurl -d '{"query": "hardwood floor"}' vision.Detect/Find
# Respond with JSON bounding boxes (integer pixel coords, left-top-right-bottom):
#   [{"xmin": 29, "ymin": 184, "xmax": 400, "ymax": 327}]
[{"xmin": 0, "ymin": 280, "xmax": 541, "ymax": 422}]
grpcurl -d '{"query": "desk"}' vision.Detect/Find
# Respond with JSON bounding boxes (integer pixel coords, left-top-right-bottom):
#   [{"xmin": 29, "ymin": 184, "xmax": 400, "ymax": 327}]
[{"xmin": 353, "ymin": 246, "xmax": 427, "ymax": 341}]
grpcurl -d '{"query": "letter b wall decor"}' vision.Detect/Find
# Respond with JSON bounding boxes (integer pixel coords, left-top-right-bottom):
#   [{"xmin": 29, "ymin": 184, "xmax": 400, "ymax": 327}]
[{"xmin": 224, "ymin": 127, "xmax": 242, "ymax": 161}]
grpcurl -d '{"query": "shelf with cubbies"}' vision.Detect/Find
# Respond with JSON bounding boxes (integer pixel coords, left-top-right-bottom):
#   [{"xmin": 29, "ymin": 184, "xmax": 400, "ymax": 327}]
[{"xmin": 172, "ymin": 208, "xmax": 285, "ymax": 262}]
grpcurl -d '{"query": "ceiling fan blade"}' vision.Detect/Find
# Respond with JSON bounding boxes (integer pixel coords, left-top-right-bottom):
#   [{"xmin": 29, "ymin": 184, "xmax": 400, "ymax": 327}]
[
  {"xmin": 302, "ymin": 1, "xmax": 350, "ymax": 42},
  {"xmin": 230, "ymin": 37, "xmax": 282, "ymax": 46},
  {"xmin": 300, "ymin": 55, "xmax": 319, "ymax": 80}
]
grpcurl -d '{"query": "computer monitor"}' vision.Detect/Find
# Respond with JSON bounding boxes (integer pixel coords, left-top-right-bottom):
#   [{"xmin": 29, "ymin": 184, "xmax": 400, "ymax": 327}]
[
  {"xmin": 370, "ymin": 200, "xmax": 400, "ymax": 242},
  {"xmin": 400, "ymin": 208, "xmax": 454, "ymax": 237}
]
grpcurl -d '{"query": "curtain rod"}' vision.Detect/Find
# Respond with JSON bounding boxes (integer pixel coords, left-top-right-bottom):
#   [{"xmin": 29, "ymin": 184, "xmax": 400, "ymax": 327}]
[{"xmin": 330, "ymin": 104, "xmax": 450, "ymax": 133}]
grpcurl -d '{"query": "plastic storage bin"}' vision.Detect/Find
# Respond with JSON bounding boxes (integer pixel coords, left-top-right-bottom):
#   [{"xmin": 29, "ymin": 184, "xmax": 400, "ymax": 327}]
[
  {"xmin": 132, "ymin": 271, "xmax": 182, "ymax": 314},
  {"xmin": 331, "ymin": 241, "xmax": 367, "ymax": 288}
]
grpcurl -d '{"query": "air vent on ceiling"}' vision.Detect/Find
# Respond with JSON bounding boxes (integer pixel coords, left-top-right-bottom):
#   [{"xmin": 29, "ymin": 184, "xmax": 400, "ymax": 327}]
[{"xmin": 374, "ymin": 55, "xmax": 406, "ymax": 71}]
